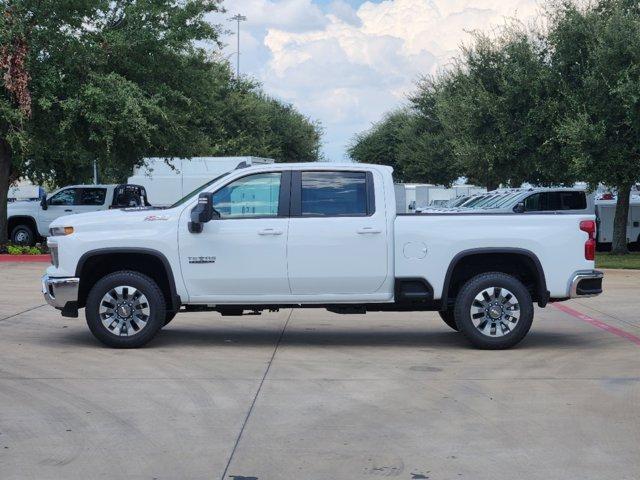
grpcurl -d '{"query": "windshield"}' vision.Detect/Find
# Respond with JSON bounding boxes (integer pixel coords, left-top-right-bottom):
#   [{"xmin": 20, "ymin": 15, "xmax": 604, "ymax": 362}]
[
  {"xmin": 461, "ymin": 195, "xmax": 490, "ymax": 207},
  {"xmin": 489, "ymin": 193, "xmax": 523, "ymax": 209},
  {"xmin": 170, "ymin": 172, "xmax": 230, "ymax": 208},
  {"xmin": 471, "ymin": 195, "xmax": 501, "ymax": 208},
  {"xmin": 445, "ymin": 196, "xmax": 467, "ymax": 207}
]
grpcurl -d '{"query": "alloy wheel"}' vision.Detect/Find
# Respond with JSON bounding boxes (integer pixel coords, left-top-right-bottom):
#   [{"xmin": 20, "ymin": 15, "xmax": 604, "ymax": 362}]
[
  {"xmin": 470, "ymin": 287, "xmax": 520, "ymax": 337},
  {"xmin": 99, "ymin": 285, "xmax": 150, "ymax": 336}
]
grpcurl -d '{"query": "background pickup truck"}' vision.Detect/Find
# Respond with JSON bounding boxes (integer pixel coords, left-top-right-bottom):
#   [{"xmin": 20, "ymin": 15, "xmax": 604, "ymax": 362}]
[
  {"xmin": 42, "ymin": 163, "xmax": 603, "ymax": 349},
  {"xmin": 7, "ymin": 184, "xmax": 150, "ymax": 245}
]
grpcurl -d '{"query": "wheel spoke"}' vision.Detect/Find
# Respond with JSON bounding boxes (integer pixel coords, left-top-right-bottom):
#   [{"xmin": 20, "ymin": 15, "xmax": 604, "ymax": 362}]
[
  {"xmin": 469, "ymin": 286, "xmax": 520, "ymax": 338},
  {"xmin": 100, "ymin": 285, "xmax": 150, "ymax": 337}
]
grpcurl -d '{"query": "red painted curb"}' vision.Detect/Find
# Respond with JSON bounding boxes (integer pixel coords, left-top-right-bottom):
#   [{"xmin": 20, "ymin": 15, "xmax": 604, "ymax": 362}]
[
  {"xmin": 0, "ymin": 254, "xmax": 50, "ymax": 263},
  {"xmin": 553, "ymin": 303, "xmax": 640, "ymax": 346}
]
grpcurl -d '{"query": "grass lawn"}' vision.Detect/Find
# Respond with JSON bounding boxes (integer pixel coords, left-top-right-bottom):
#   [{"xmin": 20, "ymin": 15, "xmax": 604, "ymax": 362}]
[{"xmin": 596, "ymin": 252, "xmax": 640, "ymax": 269}]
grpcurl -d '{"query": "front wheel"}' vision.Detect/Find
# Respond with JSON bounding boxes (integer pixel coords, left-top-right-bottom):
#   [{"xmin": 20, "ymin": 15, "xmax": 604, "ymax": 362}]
[
  {"xmin": 454, "ymin": 272, "xmax": 533, "ymax": 350},
  {"xmin": 11, "ymin": 224, "xmax": 36, "ymax": 246},
  {"xmin": 86, "ymin": 271, "xmax": 166, "ymax": 348}
]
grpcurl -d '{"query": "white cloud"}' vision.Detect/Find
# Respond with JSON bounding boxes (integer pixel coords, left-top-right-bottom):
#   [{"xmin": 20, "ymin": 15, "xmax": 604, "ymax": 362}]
[{"xmin": 212, "ymin": 0, "xmax": 541, "ymax": 160}]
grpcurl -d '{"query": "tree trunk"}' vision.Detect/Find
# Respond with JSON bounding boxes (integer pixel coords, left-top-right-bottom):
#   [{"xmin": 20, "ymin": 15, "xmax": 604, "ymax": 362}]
[
  {"xmin": 0, "ymin": 138, "xmax": 12, "ymax": 244},
  {"xmin": 611, "ymin": 182, "xmax": 632, "ymax": 255}
]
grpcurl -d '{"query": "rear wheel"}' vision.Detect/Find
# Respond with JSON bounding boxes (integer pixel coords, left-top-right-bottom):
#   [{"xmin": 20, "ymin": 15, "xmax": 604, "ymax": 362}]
[
  {"xmin": 438, "ymin": 310, "xmax": 459, "ymax": 331},
  {"xmin": 11, "ymin": 224, "xmax": 35, "ymax": 246},
  {"xmin": 86, "ymin": 271, "xmax": 165, "ymax": 348},
  {"xmin": 454, "ymin": 272, "xmax": 533, "ymax": 350}
]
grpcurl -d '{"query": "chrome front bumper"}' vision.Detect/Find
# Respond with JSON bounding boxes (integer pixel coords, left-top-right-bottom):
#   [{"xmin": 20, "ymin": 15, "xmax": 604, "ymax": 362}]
[
  {"xmin": 569, "ymin": 270, "xmax": 604, "ymax": 298},
  {"xmin": 42, "ymin": 275, "xmax": 79, "ymax": 310}
]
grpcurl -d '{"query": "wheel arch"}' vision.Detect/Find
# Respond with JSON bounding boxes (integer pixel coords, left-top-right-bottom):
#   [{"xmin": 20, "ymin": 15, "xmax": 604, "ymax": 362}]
[
  {"xmin": 441, "ymin": 248, "xmax": 548, "ymax": 310},
  {"xmin": 8, "ymin": 215, "xmax": 38, "ymax": 237},
  {"xmin": 75, "ymin": 248, "xmax": 180, "ymax": 312}
]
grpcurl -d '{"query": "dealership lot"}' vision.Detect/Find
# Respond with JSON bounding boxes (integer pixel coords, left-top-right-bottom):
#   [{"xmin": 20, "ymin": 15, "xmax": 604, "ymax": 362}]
[{"xmin": 0, "ymin": 263, "xmax": 638, "ymax": 480}]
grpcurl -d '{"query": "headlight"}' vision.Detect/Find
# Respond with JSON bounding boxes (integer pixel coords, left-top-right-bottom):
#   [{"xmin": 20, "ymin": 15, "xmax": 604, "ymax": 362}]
[{"xmin": 49, "ymin": 226, "xmax": 74, "ymax": 236}]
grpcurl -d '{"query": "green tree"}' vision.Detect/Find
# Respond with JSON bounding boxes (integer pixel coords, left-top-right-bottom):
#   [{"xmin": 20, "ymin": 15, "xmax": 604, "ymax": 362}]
[
  {"xmin": 434, "ymin": 29, "xmax": 572, "ymax": 190},
  {"xmin": 202, "ymin": 75, "xmax": 322, "ymax": 162},
  {"xmin": 0, "ymin": 0, "xmax": 323, "ymax": 243},
  {"xmin": 0, "ymin": 0, "xmax": 224, "ymax": 242},
  {"xmin": 348, "ymin": 109, "xmax": 412, "ymax": 181},
  {"xmin": 550, "ymin": 0, "xmax": 640, "ymax": 254},
  {"xmin": 348, "ymin": 102, "xmax": 459, "ymax": 185},
  {"xmin": 401, "ymin": 81, "xmax": 460, "ymax": 186}
]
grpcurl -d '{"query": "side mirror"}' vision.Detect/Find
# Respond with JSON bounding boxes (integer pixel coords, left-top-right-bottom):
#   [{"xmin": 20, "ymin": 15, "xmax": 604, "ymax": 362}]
[
  {"xmin": 513, "ymin": 202, "xmax": 525, "ymax": 214},
  {"xmin": 188, "ymin": 192, "xmax": 220, "ymax": 233},
  {"xmin": 40, "ymin": 195, "xmax": 48, "ymax": 210}
]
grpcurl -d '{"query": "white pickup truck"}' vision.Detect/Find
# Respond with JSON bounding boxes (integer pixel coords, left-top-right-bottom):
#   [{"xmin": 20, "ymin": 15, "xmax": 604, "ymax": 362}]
[
  {"xmin": 8, "ymin": 184, "xmax": 150, "ymax": 245},
  {"xmin": 42, "ymin": 163, "xmax": 603, "ymax": 349}
]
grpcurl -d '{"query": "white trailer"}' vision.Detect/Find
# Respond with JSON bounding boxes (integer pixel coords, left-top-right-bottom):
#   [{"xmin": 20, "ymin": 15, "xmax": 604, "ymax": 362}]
[
  {"xmin": 128, "ymin": 156, "xmax": 274, "ymax": 206},
  {"xmin": 595, "ymin": 195, "xmax": 640, "ymax": 245}
]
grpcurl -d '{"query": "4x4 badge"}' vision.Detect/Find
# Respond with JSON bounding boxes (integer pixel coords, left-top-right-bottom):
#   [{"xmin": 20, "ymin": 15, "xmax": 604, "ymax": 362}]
[{"xmin": 188, "ymin": 256, "xmax": 216, "ymax": 264}]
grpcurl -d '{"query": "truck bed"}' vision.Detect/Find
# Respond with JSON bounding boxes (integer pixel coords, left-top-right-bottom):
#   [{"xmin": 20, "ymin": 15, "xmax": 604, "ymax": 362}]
[{"xmin": 394, "ymin": 213, "xmax": 595, "ymax": 299}]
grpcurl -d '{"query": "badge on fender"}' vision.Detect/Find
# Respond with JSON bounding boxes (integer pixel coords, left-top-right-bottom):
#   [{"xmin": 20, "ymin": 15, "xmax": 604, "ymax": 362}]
[{"xmin": 188, "ymin": 256, "xmax": 216, "ymax": 264}]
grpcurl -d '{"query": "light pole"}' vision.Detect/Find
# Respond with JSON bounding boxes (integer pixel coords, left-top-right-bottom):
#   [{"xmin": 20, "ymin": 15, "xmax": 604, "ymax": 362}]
[{"xmin": 229, "ymin": 14, "xmax": 247, "ymax": 77}]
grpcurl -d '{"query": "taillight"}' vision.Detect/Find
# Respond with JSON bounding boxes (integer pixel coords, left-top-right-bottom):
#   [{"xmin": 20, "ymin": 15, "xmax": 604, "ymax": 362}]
[{"xmin": 580, "ymin": 220, "xmax": 596, "ymax": 261}]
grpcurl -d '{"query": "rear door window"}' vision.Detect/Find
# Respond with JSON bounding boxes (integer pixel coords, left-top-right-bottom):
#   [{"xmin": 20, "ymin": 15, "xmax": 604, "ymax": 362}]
[
  {"xmin": 558, "ymin": 191, "xmax": 587, "ymax": 210},
  {"xmin": 79, "ymin": 188, "xmax": 107, "ymax": 206},
  {"xmin": 300, "ymin": 171, "xmax": 368, "ymax": 216}
]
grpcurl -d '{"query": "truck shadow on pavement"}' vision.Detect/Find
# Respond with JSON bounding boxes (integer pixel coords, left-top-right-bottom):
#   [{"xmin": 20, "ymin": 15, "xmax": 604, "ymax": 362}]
[{"xmin": 57, "ymin": 327, "xmax": 596, "ymax": 350}]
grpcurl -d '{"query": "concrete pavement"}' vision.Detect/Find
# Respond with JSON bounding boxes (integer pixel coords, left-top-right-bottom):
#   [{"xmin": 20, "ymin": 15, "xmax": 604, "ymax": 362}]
[{"xmin": 0, "ymin": 264, "xmax": 638, "ymax": 479}]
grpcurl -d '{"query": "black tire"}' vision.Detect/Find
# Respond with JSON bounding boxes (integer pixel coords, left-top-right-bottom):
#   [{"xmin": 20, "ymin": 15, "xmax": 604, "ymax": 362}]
[
  {"xmin": 11, "ymin": 224, "xmax": 35, "ymax": 246},
  {"xmin": 454, "ymin": 272, "xmax": 533, "ymax": 350},
  {"xmin": 438, "ymin": 310, "xmax": 459, "ymax": 331},
  {"xmin": 85, "ymin": 271, "xmax": 166, "ymax": 348},
  {"xmin": 163, "ymin": 310, "xmax": 177, "ymax": 326}
]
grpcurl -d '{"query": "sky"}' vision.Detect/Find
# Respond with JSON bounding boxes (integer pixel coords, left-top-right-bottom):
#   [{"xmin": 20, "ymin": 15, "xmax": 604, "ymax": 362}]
[{"xmin": 208, "ymin": 0, "xmax": 541, "ymax": 161}]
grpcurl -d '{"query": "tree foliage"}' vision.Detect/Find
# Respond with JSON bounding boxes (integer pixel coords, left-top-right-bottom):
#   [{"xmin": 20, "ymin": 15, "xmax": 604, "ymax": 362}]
[
  {"xmin": 550, "ymin": 0, "xmax": 640, "ymax": 253},
  {"xmin": 0, "ymin": 0, "xmax": 322, "ymax": 242},
  {"xmin": 348, "ymin": 109, "xmax": 413, "ymax": 181},
  {"xmin": 348, "ymin": 98, "xmax": 459, "ymax": 186},
  {"xmin": 349, "ymin": 0, "xmax": 640, "ymax": 253}
]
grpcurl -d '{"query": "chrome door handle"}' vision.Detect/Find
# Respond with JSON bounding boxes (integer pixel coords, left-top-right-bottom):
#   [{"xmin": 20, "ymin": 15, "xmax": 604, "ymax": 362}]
[
  {"xmin": 258, "ymin": 228, "xmax": 283, "ymax": 236},
  {"xmin": 357, "ymin": 227, "xmax": 382, "ymax": 234},
  {"xmin": 64, "ymin": 209, "xmax": 73, "ymax": 212}
]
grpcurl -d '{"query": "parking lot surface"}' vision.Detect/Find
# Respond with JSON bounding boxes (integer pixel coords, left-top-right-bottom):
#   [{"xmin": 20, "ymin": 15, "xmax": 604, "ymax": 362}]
[{"xmin": 0, "ymin": 263, "xmax": 638, "ymax": 480}]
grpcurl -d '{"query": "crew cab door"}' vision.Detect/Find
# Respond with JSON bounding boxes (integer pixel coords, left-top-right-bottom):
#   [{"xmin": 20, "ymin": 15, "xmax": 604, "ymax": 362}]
[
  {"xmin": 178, "ymin": 171, "xmax": 291, "ymax": 301},
  {"xmin": 39, "ymin": 188, "xmax": 78, "ymax": 234},
  {"xmin": 74, "ymin": 187, "xmax": 109, "ymax": 214},
  {"xmin": 287, "ymin": 170, "xmax": 389, "ymax": 295}
]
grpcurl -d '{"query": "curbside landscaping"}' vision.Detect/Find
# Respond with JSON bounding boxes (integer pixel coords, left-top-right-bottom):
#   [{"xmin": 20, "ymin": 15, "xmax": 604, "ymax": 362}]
[{"xmin": 0, "ymin": 254, "xmax": 51, "ymax": 263}]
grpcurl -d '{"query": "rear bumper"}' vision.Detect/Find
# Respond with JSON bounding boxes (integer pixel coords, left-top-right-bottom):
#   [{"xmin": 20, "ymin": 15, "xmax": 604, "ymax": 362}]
[
  {"xmin": 42, "ymin": 275, "xmax": 79, "ymax": 312},
  {"xmin": 569, "ymin": 270, "xmax": 603, "ymax": 298}
]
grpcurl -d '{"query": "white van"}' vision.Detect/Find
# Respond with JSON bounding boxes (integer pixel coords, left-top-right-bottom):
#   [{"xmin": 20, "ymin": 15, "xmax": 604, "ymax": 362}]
[{"xmin": 128, "ymin": 156, "xmax": 274, "ymax": 206}]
